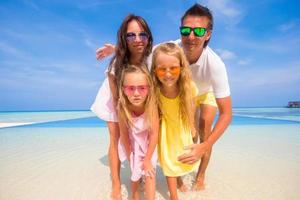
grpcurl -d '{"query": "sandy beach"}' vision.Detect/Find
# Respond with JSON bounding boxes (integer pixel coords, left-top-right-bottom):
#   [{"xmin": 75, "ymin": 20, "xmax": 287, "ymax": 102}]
[{"xmin": 0, "ymin": 123, "xmax": 299, "ymax": 200}]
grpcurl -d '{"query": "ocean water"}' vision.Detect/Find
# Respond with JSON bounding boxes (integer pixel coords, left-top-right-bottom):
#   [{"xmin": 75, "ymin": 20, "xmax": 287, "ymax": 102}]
[
  {"xmin": 0, "ymin": 107, "xmax": 300, "ymax": 129},
  {"xmin": 233, "ymin": 107, "xmax": 300, "ymax": 123}
]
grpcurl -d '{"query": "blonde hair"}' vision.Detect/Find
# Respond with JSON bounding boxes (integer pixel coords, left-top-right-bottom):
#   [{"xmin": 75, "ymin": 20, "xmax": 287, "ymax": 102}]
[
  {"xmin": 118, "ymin": 64, "xmax": 157, "ymax": 129},
  {"xmin": 151, "ymin": 42, "xmax": 196, "ymax": 133}
]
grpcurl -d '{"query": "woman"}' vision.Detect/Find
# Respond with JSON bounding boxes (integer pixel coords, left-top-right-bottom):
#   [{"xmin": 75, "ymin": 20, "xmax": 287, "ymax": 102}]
[{"xmin": 91, "ymin": 14, "xmax": 154, "ymax": 199}]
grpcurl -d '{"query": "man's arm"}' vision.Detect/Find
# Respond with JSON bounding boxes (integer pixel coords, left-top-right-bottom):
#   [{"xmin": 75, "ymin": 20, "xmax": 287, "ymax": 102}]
[
  {"xmin": 178, "ymin": 96, "xmax": 232, "ymax": 164},
  {"xmin": 96, "ymin": 44, "xmax": 115, "ymax": 60}
]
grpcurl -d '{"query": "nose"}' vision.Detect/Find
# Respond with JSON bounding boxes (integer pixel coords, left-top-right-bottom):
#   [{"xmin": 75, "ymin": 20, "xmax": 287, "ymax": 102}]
[
  {"xmin": 165, "ymin": 69, "xmax": 173, "ymax": 77},
  {"xmin": 134, "ymin": 35, "xmax": 142, "ymax": 42},
  {"xmin": 188, "ymin": 31, "xmax": 196, "ymax": 40},
  {"xmin": 133, "ymin": 88, "xmax": 140, "ymax": 95}
]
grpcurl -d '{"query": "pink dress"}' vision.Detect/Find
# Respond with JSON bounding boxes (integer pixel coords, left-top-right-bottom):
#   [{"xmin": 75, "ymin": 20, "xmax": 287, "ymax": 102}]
[{"xmin": 118, "ymin": 114, "xmax": 157, "ymax": 181}]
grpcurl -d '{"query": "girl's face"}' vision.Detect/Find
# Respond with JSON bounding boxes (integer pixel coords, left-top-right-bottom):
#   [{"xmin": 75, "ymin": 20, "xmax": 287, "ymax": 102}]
[
  {"xmin": 155, "ymin": 53, "xmax": 181, "ymax": 88},
  {"xmin": 123, "ymin": 72, "xmax": 149, "ymax": 108},
  {"xmin": 126, "ymin": 20, "xmax": 149, "ymax": 56}
]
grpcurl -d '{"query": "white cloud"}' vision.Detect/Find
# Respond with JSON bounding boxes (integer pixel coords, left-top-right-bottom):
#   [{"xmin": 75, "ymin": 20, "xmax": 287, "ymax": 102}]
[
  {"xmin": 215, "ymin": 49, "xmax": 236, "ymax": 60},
  {"xmin": 278, "ymin": 21, "xmax": 296, "ymax": 32},
  {"xmin": 230, "ymin": 62, "xmax": 300, "ymax": 88},
  {"xmin": 0, "ymin": 41, "xmax": 29, "ymax": 59},
  {"xmin": 22, "ymin": 0, "xmax": 40, "ymax": 11},
  {"xmin": 202, "ymin": 0, "xmax": 243, "ymax": 18},
  {"xmin": 84, "ymin": 38, "xmax": 96, "ymax": 50},
  {"xmin": 238, "ymin": 58, "xmax": 251, "ymax": 66},
  {"xmin": 76, "ymin": 0, "xmax": 126, "ymax": 9}
]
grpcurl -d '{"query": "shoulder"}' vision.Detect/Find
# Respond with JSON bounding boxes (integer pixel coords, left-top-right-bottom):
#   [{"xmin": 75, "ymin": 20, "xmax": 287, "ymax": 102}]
[
  {"xmin": 204, "ymin": 46, "xmax": 225, "ymax": 66},
  {"xmin": 197, "ymin": 46, "xmax": 226, "ymax": 73}
]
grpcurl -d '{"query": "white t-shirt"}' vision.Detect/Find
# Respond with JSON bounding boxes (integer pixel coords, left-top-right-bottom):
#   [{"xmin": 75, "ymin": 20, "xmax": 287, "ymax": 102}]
[{"xmin": 173, "ymin": 39, "xmax": 230, "ymax": 98}]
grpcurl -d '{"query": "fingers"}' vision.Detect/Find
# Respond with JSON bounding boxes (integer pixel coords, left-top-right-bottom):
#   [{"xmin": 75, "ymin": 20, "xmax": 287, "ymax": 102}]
[
  {"xmin": 96, "ymin": 47, "xmax": 106, "ymax": 60},
  {"xmin": 180, "ymin": 157, "xmax": 198, "ymax": 165},
  {"xmin": 96, "ymin": 43, "xmax": 115, "ymax": 60},
  {"xmin": 183, "ymin": 144, "xmax": 195, "ymax": 150},
  {"xmin": 178, "ymin": 153, "xmax": 193, "ymax": 162},
  {"xmin": 145, "ymin": 168, "xmax": 156, "ymax": 178}
]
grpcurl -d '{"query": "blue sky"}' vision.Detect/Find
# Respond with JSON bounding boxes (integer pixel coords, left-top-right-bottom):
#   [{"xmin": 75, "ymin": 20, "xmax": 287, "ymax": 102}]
[{"xmin": 0, "ymin": 0, "xmax": 300, "ymax": 111}]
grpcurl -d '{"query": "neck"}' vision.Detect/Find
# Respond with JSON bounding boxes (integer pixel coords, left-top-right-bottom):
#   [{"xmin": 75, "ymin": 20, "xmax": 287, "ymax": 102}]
[
  {"xmin": 130, "ymin": 105, "xmax": 145, "ymax": 116},
  {"xmin": 129, "ymin": 54, "xmax": 143, "ymax": 65},
  {"xmin": 186, "ymin": 47, "xmax": 204, "ymax": 64},
  {"xmin": 161, "ymin": 84, "xmax": 179, "ymax": 98}
]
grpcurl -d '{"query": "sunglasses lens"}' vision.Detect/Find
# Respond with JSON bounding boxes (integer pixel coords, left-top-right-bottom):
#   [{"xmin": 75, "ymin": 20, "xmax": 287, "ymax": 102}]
[
  {"xmin": 180, "ymin": 27, "xmax": 191, "ymax": 36},
  {"xmin": 170, "ymin": 66, "xmax": 180, "ymax": 75},
  {"xmin": 123, "ymin": 85, "xmax": 149, "ymax": 95},
  {"xmin": 126, "ymin": 33, "xmax": 136, "ymax": 41},
  {"xmin": 194, "ymin": 27, "xmax": 206, "ymax": 37},
  {"xmin": 156, "ymin": 66, "xmax": 180, "ymax": 77},
  {"xmin": 139, "ymin": 32, "xmax": 149, "ymax": 41},
  {"xmin": 156, "ymin": 68, "xmax": 166, "ymax": 77}
]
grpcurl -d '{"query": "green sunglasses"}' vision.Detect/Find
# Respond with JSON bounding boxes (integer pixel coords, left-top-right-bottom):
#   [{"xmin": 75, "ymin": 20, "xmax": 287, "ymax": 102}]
[{"xmin": 180, "ymin": 26, "xmax": 207, "ymax": 37}]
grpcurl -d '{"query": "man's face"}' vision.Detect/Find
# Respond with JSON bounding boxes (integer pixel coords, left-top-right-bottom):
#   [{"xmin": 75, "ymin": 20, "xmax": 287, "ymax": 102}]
[{"xmin": 181, "ymin": 15, "xmax": 211, "ymax": 55}]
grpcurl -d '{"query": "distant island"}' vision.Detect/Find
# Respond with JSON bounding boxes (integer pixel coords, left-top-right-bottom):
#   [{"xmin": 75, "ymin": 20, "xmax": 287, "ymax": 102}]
[{"xmin": 287, "ymin": 101, "xmax": 300, "ymax": 108}]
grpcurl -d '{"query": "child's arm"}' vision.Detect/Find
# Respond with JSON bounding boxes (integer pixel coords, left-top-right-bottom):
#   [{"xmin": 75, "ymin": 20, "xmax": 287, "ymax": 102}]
[{"xmin": 142, "ymin": 108, "xmax": 159, "ymax": 178}]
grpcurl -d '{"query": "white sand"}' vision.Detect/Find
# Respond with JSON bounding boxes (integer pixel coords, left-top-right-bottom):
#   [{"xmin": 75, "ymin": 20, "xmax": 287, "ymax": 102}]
[{"xmin": 0, "ymin": 125, "xmax": 299, "ymax": 200}]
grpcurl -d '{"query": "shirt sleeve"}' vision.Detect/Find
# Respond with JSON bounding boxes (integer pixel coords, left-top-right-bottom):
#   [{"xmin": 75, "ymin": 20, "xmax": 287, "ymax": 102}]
[{"xmin": 208, "ymin": 54, "xmax": 231, "ymax": 98}]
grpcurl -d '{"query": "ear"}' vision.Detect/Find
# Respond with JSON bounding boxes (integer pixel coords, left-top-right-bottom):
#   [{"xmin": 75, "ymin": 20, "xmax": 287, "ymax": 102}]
[{"xmin": 205, "ymin": 30, "xmax": 212, "ymax": 41}]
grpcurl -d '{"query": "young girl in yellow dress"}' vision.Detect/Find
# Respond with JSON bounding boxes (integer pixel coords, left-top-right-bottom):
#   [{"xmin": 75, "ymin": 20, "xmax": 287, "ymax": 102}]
[{"xmin": 150, "ymin": 42, "xmax": 200, "ymax": 200}]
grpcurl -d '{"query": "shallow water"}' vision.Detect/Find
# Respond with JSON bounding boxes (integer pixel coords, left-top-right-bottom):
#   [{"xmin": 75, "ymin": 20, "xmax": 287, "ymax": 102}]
[{"xmin": 0, "ymin": 108, "xmax": 299, "ymax": 199}]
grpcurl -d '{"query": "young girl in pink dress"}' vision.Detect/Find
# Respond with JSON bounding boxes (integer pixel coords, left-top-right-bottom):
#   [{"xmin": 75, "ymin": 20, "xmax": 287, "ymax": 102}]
[{"xmin": 117, "ymin": 65, "xmax": 158, "ymax": 200}]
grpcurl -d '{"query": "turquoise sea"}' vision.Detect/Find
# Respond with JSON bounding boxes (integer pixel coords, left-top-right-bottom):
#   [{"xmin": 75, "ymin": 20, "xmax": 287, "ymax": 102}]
[{"xmin": 0, "ymin": 107, "xmax": 300, "ymax": 129}]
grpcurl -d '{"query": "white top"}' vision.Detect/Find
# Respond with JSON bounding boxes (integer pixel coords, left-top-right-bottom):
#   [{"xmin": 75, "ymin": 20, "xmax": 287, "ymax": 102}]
[{"xmin": 172, "ymin": 39, "xmax": 231, "ymax": 98}]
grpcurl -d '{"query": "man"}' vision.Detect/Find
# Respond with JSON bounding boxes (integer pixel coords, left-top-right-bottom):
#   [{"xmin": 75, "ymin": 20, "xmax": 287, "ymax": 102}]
[
  {"xmin": 176, "ymin": 4, "xmax": 232, "ymax": 190},
  {"xmin": 95, "ymin": 3, "xmax": 232, "ymax": 191}
]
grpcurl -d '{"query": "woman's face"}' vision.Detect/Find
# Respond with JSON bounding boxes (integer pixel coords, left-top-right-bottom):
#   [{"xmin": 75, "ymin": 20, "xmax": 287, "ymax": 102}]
[{"xmin": 126, "ymin": 20, "xmax": 149, "ymax": 56}]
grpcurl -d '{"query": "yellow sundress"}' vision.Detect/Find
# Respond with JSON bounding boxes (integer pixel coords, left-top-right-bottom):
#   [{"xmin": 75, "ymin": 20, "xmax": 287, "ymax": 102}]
[{"xmin": 158, "ymin": 93, "xmax": 200, "ymax": 176}]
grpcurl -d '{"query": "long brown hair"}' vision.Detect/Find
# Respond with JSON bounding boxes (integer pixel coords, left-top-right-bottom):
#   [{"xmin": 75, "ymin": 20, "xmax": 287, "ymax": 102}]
[
  {"xmin": 151, "ymin": 43, "xmax": 196, "ymax": 133},
  {"xmin": 109, "ymin": 14, "xmax": 153, "ymax": 81},
  {"xmin": 118, "ymin": 65, "xmax": 157, "ymax": 130}
]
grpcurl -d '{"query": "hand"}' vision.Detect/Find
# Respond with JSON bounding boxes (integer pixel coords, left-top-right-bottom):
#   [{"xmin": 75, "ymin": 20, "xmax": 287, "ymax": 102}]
[
  {"xmin": 177, "ymin": 143, "xmax": 209, "ymax": 164},
  {"xmin": 96, "ymin": 43, "xmax": 115, "ymax": 60},
  {"xmin": 142, "ymin": 159, "xmax": 155, "ymax": 178}
]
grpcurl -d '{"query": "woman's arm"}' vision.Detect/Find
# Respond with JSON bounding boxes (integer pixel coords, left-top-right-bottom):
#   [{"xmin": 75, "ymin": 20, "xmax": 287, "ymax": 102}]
[
  {"xmin": 108, "ymin": 72, "xmax": 131, "ymax": 159},
  {"xmin": 118, "ymin": 113, "xmax": 132, "ymax": 160}
]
